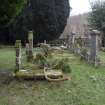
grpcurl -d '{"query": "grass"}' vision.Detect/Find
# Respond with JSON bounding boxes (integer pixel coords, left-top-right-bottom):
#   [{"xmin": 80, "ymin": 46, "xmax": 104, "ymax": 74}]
[
  {"xmin": 98, "ymin": 51, "xmax": 105, "ymax": 63},
  {"xmin": 0, "ymin": 48, "xmax": 105, "ymax": 105},
  {"xmin": 0, "ymin": 48, "xmax": 15, "ymax": 70}
]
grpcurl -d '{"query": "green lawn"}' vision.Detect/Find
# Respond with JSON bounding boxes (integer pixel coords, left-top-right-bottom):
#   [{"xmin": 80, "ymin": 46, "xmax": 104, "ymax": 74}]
[
  {"xmin": 98, "ymin": 51, "xmax": 105, "ymax": 63},
  {"xmin": 0, "ymin": 48, "xmax": 105, "ymax": 105}
]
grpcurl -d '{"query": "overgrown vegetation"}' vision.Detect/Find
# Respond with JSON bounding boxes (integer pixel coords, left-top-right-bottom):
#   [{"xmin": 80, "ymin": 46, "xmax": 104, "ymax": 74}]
[
  {"xmin": 0, "ymin": 48, "xmax": 105, "ymax": 105},
  {"xmin": 52, "ymin": 58, "xmax": 72, "ymax": 73},
  {"xmin": 33, "ymin": 52, "xmax": 49, "ymax": 69}
]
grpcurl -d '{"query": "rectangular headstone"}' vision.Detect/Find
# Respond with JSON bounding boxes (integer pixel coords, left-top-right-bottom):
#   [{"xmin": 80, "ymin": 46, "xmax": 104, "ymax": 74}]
[{"xmin": 89, "ymin": 30, "xmax": 100, "ymax": 64}]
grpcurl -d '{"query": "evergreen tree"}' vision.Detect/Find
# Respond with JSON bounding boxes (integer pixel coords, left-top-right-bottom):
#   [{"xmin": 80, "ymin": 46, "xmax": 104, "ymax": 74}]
[
  {"xmin": 89, "ymin": 1, "xmax": 105, "ymax": 46},
  {"xmin": 0, "ymin": 0, "xmax": 27, "ymax": 28}
]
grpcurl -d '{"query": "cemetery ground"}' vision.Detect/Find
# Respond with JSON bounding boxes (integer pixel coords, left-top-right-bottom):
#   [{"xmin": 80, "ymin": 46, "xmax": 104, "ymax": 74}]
[{"xmin": 0, "ymin": 47, "xmax": 105, "ymax": 105}]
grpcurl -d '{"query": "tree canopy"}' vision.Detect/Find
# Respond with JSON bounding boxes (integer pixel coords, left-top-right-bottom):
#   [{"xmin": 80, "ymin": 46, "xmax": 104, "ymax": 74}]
[
  {"xmin": 11, "ymin": 0, "xmax": 70, "ymax": 44},
  {"xmin": 89, "ymin": 0, "xmax": 105, "ymax": 46},
  {"xmin": 0, "ymin": 0, "xmax": 27, "ymax": 28},
  {"xmin": 0, "ymin": 0, "xmax": 70, "ymax": 45}
]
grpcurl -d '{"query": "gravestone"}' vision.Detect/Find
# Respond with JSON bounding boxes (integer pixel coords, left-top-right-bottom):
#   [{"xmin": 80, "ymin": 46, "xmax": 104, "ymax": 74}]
[
  {"xmin": 66, "ymin": 35, "xmax": 70, "ymax": 48},
  {"xmin": 26, "ymin": 43, "xmax": 29, "ymax": 55},
  {"xmin": 28, "ymin": 31, "xmax": 33, "ymax": 62},
  {"xmin": 15, "ymin": 40, "xmax": 21, "ymax": 72},
  {"xmin": 68, "ymin": 32, "xmax": 76, "ymax": 51},
  {"xmin": 89, "ymin": 30, "xmax": 100, "ymax": 64},
  {"xmin": 72, "ymin": 33, "xmax": 76, "ymax": 47}
]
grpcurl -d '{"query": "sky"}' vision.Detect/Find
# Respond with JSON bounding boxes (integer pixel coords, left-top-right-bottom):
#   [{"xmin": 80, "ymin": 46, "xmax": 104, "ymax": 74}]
[{"xmin": 70, "ymin": 0, "xmax": 91, "ymax": 16}]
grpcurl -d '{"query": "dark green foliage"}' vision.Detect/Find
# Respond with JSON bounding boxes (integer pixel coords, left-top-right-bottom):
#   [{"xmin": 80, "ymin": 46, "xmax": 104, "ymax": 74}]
[
  {"xmin": 0, "ymin": 0, "xmax": 70, "ymax": 44},
  {"xmin": 53, "ymin": 58, "xmax": 71, "ymax": 73},
  {"xmin": 89, "ymin": 0, "xmax": 105, "ymax": 46},
  {"xmin": 0, "ymin": 0, "xmax": 27, "ymax": 45},
  {"xmin": 0, "ymin": 0, "xmax": 27, "ymax": 28},
  {"xmin": 10, "ymin": 0, "xmax": 70, "ymax": 44}
]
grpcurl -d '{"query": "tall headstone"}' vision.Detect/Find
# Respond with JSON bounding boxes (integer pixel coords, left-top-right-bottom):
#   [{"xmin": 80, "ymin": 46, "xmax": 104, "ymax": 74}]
[
  {"xmin": 67, "ymin": 32, "xmax": 76, "ymax": 51},
  {"xmin": 28, "ymin": 31, "xmax": 33, "ymax": 62},
  {"xmin": 89, "ymin": 30, "xmax": 100, "ymax": 64},
  {"xmin": 71, "ymin": 33, "xmax": 75, "ymax": 51},
  {"xmin": 15, "ymin": 40, "xmax": 21, "ymax": 72}
]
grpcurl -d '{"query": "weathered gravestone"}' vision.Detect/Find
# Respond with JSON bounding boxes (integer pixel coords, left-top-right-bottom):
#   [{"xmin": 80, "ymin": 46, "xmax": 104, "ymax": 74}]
[
  {"xmin": 89, "ymin": 30, "xmax": 100, "ymax": 64},
  {"xmin": 15, "ymin": 40, "xmax": 21, "ymax": 72},
  {"xmin": 67, "ymin": 32, "xmax": 76, "ymax": 51},
  {"xmin": 27, "ymin": 31, "xmax": 33, "ymax": 62}
]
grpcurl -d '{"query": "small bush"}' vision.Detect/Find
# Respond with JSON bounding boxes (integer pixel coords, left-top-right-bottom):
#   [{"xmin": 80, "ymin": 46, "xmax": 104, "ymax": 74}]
[
  {"xmin": 52, "ymin": 58, "xmax": 71, "ymax": 73},
  {"xmin": 40, "ymin": 43, "xmax": 52, "ymax": 57},
  {"xmin": 33, "ymin": 53, "xmax": 50, "ymax": 69},
  {"xmin": 75, "ymin": 37, "xmax": 83, "ymax": 48}
]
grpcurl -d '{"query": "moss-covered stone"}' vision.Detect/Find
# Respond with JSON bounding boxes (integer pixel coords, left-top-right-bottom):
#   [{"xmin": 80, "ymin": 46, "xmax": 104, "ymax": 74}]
[
  {"xmin": 15, "ymin": 40, "xmax": 21, "ymax": 48},
  {"xmin": 15, "ymin": 69, "xmax": 45, "ymax": 79}
]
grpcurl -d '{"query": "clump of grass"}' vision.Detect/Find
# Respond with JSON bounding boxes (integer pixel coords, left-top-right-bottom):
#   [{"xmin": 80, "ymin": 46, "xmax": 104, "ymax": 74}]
[{"xmin": 52, "ymin": 58, "xmax": 72, "ymax": 73}]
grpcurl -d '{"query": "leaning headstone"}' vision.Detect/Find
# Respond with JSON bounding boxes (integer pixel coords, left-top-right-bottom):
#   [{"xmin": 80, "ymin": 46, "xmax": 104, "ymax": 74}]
[
  {"xmin": 15, "ymin": 40, "xmax": 21, "ymax": 72},
  {"xmin": 28, "ymin": 31, "xmax": 33, "ymax": 62},
  {"xmin": 72, "ymin": 34, "xmax": 75, "ymax": 45},
  {"xmin": 67, "ymin": 34, "xmax": 73, "ymax": 49},
  {"xmin": 71, "ymin": 33, "xmax": 76, "ymax": 52},
  {"xmin": 89, "ymin": 30, "xmax": 100, "ymax": 64}
]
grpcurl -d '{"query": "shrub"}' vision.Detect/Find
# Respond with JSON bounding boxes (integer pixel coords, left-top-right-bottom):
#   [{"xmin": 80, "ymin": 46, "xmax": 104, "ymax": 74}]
[
  {"xmin": 75, "ymin": 37, "xmax": 83, "ymax": 48},
  {"xmin": 33, "ymin": 53, "xmax": 50, "ymax": 69},
  {"xmin": 52, "ymin": 58, "xmax": 71, "ymax": 73},
  {"xmin": 40, "ymin": 43, "xmax": 52, "ymax": 57}
]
